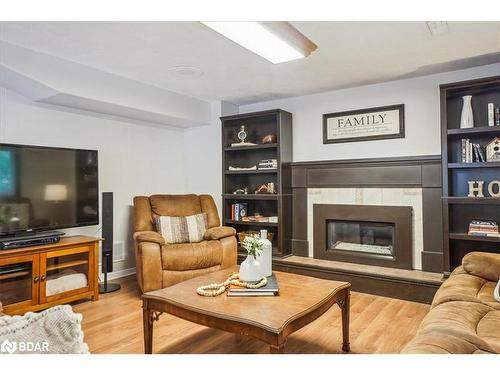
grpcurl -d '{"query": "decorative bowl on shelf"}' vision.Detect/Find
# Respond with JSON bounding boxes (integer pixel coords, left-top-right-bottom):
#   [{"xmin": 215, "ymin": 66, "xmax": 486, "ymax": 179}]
[
  {"xmin": 261, "ymin": 134, "xmax": 277, "ymax": 144},
  {"xmin": 237, "ymin": 231, "xmax": 274, "ymax": 243}
]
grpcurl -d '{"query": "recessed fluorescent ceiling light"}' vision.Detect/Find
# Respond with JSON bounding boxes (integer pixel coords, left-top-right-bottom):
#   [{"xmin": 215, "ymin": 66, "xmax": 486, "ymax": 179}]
[{"xmin": 201, "ymin": 22, "xmax": 317, "ymax": 64}]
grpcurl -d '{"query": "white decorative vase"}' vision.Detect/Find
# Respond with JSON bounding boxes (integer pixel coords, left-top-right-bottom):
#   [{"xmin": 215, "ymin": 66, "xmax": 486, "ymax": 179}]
[
  {"xmin": 239, "ymin": 255, "xmax": 262, "ymax": 282},
  {"xmin": 256, "ymin": 230, "xmax": 273, "ymax": 277},
  {"xmin": 460, "ymin": 95, "xmax": 474, "ymax": 129}
]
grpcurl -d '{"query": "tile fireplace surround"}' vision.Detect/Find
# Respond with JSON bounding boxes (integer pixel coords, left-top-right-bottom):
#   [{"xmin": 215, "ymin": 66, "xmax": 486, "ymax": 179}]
[
  {"xmin": 309, "ymin": 189, "xmax": 420, "ymax": 269},
  {"xmin": 290, "ymin": 155, "xmax": 444, "ymax": 273}
]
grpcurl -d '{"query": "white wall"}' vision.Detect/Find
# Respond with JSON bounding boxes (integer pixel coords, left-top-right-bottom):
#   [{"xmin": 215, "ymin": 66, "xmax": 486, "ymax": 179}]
[
  {"xmin": 240, "ymin": 63, "xmax": 500, "ymax": 162},
  {"xmin": 0, "ymin": 88, "xmax": 186, "ymax": 275},
  {"xmin": 183, "ymin": 101, "xmax": 238, "ymax": 214}
]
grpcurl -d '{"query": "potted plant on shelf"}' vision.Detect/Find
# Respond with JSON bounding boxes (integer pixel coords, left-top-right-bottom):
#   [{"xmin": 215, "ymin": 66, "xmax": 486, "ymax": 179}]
[{"xmin": 239, "ymin": 235, "xmax": 263, "ymax": 282}]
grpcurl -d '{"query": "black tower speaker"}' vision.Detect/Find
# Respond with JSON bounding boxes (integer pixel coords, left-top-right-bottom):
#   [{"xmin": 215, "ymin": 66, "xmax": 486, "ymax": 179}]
[{"xmin": 99, "ymin": 192, "xmax": 121, "ymax": 293}]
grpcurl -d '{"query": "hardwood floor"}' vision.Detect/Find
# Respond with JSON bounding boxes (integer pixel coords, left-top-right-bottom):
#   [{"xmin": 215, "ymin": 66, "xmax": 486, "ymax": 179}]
[{"xmin": 73, "ymin": 275, "xmax": 429, "ymax": 354}]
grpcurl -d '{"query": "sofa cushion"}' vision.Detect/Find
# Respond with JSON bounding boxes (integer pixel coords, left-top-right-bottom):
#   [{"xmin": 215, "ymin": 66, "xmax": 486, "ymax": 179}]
[
  {"xmin": 477, "ymin": 308, "xmax": 500, "ymax": 351},
  {"xmin": 199, "ymin": 195, "xmax": 221, "ymax": 228},
  {"xmin": 161, "ymin": 240, "xmax": 223, "ymax": 271},
  {"xmin": 134, "ymin": 230, "xmax": 165, "ymax": 245},
  {"xmin": 432, "ymin": 271, "xmax": 500, "ymax": 310},
  {"xmin": 402, "ymin": 301, "xmax": 500, "ymax": 354},
  {"xmin": 156, "ymin": 213, "xmax": 208, "ymax": 244},
  {"xmin": 463, "ymin": 251, "xmax": 500, "ymax": 282},
  {"xmin": 204, "ymin": 226, "xmax": 236, "ymax": 240},
  {"xmin": 149, "ymin": 194, "xmax": 202, "ymax": 217}
]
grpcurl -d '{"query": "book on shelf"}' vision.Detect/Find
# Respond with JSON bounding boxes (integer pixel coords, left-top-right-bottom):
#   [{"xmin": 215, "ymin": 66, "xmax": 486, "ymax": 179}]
[
  {"xmin": 469, "ymin": 228, "xmax": 499, "ymax": 233},
  {"xmin": 468, "ymin": 220, "xmax": 499, "ymax": 237},
  {"xmin": 258, "ymin": 159, "xmax": 278, "ymax": 170},
  {"xmin": 461, "ymin": 138, "xmax": 467, "ymax": 163},
  {"xmin": 468, "ymin": 231, "xmax": 500, "ymax": 237},
  {"xmin": 231, "ymin": 203, "xmax": 248, "ymax": 221},
  {"xmin": 470, "ymin": 219, "xmax": 498, "ymax": 227},
  {"xmin": 227, "ymin": 273, "xmax": 279, "ymax": 297},
  {"xmin": 473, "ymin": 144, "xmax": 480, "ymax": 162},
  {"xmin": 242, "ymin": 216, "xmax": 267, "ymax": 222},
  {"xmin": 460, "ymin": 139, "xmax": 487, "ymax": 163},
  {"xmin": 474, "ymin": 144, "xmax": 486, "ymax": 162},
  {"xmin": 241, "ymin": 215, "xmax": 278, "ymax": 223}
]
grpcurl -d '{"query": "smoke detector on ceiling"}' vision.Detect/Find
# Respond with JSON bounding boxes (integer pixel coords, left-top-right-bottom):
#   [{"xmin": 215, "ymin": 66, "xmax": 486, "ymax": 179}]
[
  {"xmin": 427, "ymin": 21, "xmax": 450, "ymax": 36},
  {"xmin": 168, "ymin": 65, "xmax": 203, "ymax": 78}
]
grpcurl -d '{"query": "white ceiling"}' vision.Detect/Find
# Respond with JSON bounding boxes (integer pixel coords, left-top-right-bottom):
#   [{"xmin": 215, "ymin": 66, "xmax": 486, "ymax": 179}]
[{"xmin": 0, "ymin": 21, "xmax": 499, "ymax": 105}]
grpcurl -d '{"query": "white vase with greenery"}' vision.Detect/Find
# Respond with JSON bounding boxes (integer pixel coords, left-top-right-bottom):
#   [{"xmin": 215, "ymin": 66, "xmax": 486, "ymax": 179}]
[{"xmin": 239, "ymin": 235, "xmax": 263, "ymax": 282}]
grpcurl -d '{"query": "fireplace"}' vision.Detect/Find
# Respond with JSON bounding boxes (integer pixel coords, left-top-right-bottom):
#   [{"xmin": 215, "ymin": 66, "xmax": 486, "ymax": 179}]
[
  {"xmin": 314, "ymin": 204, "xmax": 413, "ymax": 269},
  {"xmin": 327, "ymin": 220, "xmax": 395, "ymax": 256}
]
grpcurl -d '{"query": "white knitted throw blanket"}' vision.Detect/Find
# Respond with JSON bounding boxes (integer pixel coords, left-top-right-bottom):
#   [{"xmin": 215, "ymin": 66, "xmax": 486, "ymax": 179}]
[{"xmin": 0, "ymin": 305, "xmax": 89, "ymax": 354}]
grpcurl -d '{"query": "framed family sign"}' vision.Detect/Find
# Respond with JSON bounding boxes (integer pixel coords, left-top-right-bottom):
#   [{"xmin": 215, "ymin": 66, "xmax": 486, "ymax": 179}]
[{"xmin": 323, "ymin": 104, "xmax": 405, "ymax": 144}]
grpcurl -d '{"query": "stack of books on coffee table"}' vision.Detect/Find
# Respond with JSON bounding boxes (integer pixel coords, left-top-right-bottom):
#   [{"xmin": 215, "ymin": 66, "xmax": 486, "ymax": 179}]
[
  {"xmin": 227, "ymin": 273, "xmax": 279, "ymax": 297},
  {"xmin": 468, "ymin": 220, "xmax": 500, "ymax": 237}
]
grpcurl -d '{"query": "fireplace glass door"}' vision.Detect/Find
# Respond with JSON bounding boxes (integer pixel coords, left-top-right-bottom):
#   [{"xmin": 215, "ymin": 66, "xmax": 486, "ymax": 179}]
[{"xmin": 327, "ymin": 220, "xmax": 395, "ymax": 256}]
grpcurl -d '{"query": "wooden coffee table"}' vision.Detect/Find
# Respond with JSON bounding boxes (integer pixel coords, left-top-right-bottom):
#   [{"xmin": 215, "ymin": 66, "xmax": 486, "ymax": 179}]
[{"xmin": 142, "ymin": 266, "xmax": 351, "ymax": 354}]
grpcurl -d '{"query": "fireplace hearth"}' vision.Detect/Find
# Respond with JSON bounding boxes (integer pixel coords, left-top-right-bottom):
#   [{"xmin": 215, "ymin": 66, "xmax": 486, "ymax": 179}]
[{"xmin": 314, "ymin": 204, "xmax": 413, "ymax": 269}]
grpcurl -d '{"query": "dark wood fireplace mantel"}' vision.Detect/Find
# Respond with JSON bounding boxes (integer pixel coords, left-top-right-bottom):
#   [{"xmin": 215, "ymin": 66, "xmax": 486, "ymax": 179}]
[{"xmin": 290, "ymin": 155, "xmax": 443, "ymax": 273}]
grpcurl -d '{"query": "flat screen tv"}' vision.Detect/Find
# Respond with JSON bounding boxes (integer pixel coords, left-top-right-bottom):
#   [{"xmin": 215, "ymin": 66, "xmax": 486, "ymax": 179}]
[{"xmin": 0, "ymin": 143, "xmax": 98, "ymax": 236}]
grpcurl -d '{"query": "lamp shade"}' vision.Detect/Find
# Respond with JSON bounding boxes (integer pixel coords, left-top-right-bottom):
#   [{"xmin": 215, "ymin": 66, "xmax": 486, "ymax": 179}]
[{"xmin": 44, "ymin": 184, "xmax": 68, "ymax": 201}]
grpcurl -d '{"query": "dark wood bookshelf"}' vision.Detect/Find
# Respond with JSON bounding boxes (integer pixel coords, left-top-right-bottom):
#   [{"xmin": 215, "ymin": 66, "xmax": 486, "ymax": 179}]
[
  {"xmin": 221, "ymin": 109, "xmax": 293, "ymax": 258},
  {"xmin": 224, "ymin": 143, "xmax": 278, "ymax": 151},
  {"xmin": 223, "ymin": 194, "xmax": 280, "ymax": 200},
  {"xmin": 449, "ymin": 233, "xmax": 500, "ymax": 243},
  {"xmin": 440, "ymin": 75, "xmax": 500, "ymax": 273},
  {"xmin": 447, "ymin": 126, "xmax": 500, "ymax": 136},
  {"xmin": 225, "ymin": 169, "xmax": 278, "ymax": 175},
  {"xmin": 224, "ymin": 220, "xmax": 279, "ymax": 227},
  {"xmin": 447, "ymin": 162, "xmax": 500, "ymax": 168},
  {"xmin": 444, "ymin": 197, "xmax": 500, "ymax": 205}
]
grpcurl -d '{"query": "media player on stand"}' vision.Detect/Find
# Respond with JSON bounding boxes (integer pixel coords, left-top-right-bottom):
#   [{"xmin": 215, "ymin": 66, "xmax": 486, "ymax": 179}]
[{"xmin": 0, "ymin": 230, "xmax": 65, "ymax": 250}]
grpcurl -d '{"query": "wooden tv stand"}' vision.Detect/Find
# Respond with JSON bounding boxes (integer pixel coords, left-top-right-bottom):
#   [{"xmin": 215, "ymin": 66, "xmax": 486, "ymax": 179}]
[{"xmin": 0, "ymin": 236, "xmax": 100, "ymax": 315}]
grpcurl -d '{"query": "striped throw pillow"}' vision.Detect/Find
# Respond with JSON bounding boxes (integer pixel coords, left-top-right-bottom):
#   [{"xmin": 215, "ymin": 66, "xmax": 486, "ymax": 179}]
[{"xmin": 155, "ymin": 213, "xmax": 208, "ymax": 244}]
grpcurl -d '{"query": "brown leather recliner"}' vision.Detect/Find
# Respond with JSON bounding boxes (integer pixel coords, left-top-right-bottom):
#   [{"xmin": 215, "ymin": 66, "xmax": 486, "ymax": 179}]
[{"xmin": 133, "ymin": 194, "xmax": 237, "ymax": 293}]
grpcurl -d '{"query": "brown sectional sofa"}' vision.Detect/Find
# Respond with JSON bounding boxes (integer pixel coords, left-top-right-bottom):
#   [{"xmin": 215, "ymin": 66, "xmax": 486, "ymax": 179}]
[{"xmin": 402, "ymin": 252, "xmax": 500, "ymax": 354}]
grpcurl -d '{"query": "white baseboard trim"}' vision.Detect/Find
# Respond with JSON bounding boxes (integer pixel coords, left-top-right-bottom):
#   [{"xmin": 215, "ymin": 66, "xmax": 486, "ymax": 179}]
[{"xmin": 100, "ymin": 267, "xmax": 136, "ymax": 281}]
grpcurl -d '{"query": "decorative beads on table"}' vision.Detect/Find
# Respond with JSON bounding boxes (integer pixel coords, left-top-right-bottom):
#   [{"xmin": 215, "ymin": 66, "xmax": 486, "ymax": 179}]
[{"xmin": 196, "ymin": 273, "xmax": 268, "ymax": 297}]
